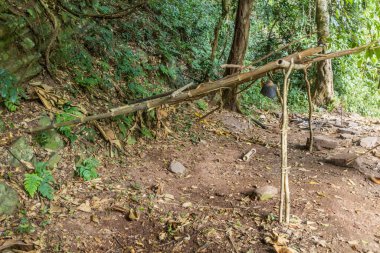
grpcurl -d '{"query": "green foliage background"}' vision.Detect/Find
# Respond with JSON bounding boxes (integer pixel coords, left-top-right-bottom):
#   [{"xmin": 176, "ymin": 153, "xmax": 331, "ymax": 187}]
[{"xmin": 2, "ymin": 0, "xmax": 378, "ymax": 116}]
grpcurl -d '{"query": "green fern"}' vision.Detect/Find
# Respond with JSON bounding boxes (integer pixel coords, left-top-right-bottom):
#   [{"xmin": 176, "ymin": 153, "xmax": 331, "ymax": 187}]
[
  {"xmin": 24, "ymin": 174, "xmax": 42, "ymax": 198},
  {"xmin": 56, "ymin": 105, "xmax": 82, "ymax": 142},
  {"xmin": 38, "ymin": 182, "xmax": 54, "ymax": 200},
  {"xmin": 76, "ymin": 158, "xmax": 99, "ymax": 181},
  {"xmin": 24, "ymin": 162, "xmax": 55, "ymax": 200},
  {"xmin": 140, "ymin": 127, "xmax": 154, "ymax": 139}
]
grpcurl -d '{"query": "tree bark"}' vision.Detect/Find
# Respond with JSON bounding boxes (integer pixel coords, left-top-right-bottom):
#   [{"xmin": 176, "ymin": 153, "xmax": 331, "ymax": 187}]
[
  {"xmin": 222, "ymin": 0, "xmax": 254, "ymax": 111},
  {"xmin": 314, "ymin": 0, "xmax": 334, "ymax": 106}
]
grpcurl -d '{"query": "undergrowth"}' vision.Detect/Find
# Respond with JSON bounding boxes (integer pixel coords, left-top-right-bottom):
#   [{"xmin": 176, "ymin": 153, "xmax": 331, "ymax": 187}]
[
  {"xmin": 75, "ymin": 158, "xmax": 99, "ymax": 181},
  {"xmin": 0, "ymin": 69, "xmax": 23, "ymax": 112},
  {"xmin": 24, "ymin": 162, "xmax": 55, "ymax": 200}
]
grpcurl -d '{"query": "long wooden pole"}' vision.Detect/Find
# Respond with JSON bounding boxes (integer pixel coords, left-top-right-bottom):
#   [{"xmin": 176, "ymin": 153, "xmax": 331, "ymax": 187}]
[
  {"xmin": 279, "ymin": 59, "xmax": 294, "ymax": 224},
  {"xmin": 28, "ymin": 43, "xmax": 377, "ymax": 133},
  {"xmin": 304, "ymin": 69, "xmax": 314, "ymax": 152}
]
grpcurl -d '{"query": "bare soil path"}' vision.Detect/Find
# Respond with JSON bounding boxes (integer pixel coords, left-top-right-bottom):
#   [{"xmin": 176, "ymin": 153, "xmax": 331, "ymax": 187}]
[{"xmin": 1, "ymin": 104, "xmax": 379, "ymax": 253}]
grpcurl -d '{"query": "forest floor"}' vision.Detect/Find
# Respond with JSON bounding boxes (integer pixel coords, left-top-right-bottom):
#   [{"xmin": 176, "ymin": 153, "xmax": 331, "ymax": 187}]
[{"xmin": 1, "ymin": 94, "xmax": 380, "ymax": 253}]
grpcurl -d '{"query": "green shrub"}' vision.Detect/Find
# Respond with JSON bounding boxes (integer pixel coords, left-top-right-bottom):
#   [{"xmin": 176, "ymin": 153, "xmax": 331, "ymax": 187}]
[{"xmin": 0, "ymin": 69, "xmax": 22, "ymax": 112}]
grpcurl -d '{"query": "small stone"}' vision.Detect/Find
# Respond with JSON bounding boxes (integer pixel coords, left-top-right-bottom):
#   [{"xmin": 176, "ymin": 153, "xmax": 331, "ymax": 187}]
[
  {"xmin": 0, "ymin": 183, "xmax": 20, "ymax": 215},
  {"xmin": 337, "ymin": 128, "xmax": 359, "ymax": 135},
  {"xmin": 253, "ymin": 185, "xmax": 278, "ymax": 201},
  {"xmin": 308, "ymin": 136, "xmax": 339, "ymax": 151},
  {"xmin": 182, "ymin": 202, "xmax": 192, "ymax": 208},
  {"xmin": 360, "ymin": 137, "xmax": 379, "ymax": 149},
  {"xmin": 169, "ymin": 160, "xmax": 187, "ymax": 175},
  {"xmin": 327, "ymin": 153, "xmax": 358, "ymax": 168},
  {"xmin": 340, "ymin": 134, "xmax": 354, "ymax": 139},
  {"xmin": 259, "ymin": 114, "xmax": 266, "ymax": 120}
]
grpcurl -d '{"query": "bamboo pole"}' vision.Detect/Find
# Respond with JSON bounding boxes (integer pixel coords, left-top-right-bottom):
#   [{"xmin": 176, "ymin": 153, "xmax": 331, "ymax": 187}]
[
  {"xmin": 28, "ymin": 42, "xmax": 377, "ymax": 133},
  {"xmin": 28, "ymin": 47, "xmax": 323, "ymax": 133}
]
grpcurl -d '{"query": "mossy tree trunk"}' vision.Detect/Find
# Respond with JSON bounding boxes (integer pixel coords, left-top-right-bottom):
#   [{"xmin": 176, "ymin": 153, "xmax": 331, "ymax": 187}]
[
  {"xmin": 314, "ymin": 0, "xmax": 334, "ymax": 106},
  {"xmin": 222, "ymin": 0, "xmax": 254, "ymax": 112}
]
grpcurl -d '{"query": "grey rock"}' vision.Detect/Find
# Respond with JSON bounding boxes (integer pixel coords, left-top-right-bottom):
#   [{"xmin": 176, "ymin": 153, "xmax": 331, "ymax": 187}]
[
  {"xmin": 327, "ymin": 153, "xmax": 358, "ymax": 168},
  {"xmin": 337, "ymin": 128, "xmax": 359, "ymax": 135},
  {"xmin": 46, "ymin": 153, "xmax": 61, "ymax": 169},
  {"xmin": 169, "ymin": 160, "xmax": 187, "ymax": 175},
  {"xmin": 340, "ymin": 134, "xmax": 354, "ymax": 139},
  {"xmin": 360, "ymin": 137, "xmax": 378, "ymax": 149},
  {"xmin": 42, "ymin": 131, "xmax": 65, "ymax": 151},
  {"xmin": 38, "ymin": 116, "xmax": 65, "ymax": 151},
  {"xmin": 347, "ymin": 121, "xmax": 359, "ymax": 128},
  {"xmin": 253, "ymin": 185, "xmax": 278, "ymax": 201},
  {"xmin": 9, "ymin": 137, "xmax": 34, "ymax": 167},
  {"xmin": 0, "ymin": 182, "xmax": 20, "ymax": 215},
  {"xmin": 308, "ymin": 135, "xmax": 339, "ymax": 151}
]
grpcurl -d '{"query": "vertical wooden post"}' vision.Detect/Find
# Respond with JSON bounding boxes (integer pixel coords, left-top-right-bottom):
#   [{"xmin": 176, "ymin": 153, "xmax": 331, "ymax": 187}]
[
  {"xmin": 279, "ymin": 59, "xmax": 294, "ymax": 224},
  {"xmin": 303, "ymin": 69, "xmax": 314, "ymax": 152}
]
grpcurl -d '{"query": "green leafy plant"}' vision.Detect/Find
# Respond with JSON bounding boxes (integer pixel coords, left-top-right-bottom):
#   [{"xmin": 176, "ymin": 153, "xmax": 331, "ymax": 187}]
[
  {"xmin": 0, "ymin": 69, "xmax": 22, "ymax": 112},
  {"xmin": 140, "ymin": 127, "xmax": 154, "ymax": 139},
  {"xmin": 24, "ymin": 162, "xmax": 55, "ymax": 200},
  {"xmin": 196, "ymin": 99, "xmax": 208, "ymax": 111},
  {"xmin": 34, "ymin": 131, "xmax": 50, "ymax": 146},
  {"xmin": 115, "ymin": 115, "xmax": 134, "ymax": 139},
  {"xmin": 75, "ymin": 158, "xmax": 99, "ymax": 181},
  {"xmin": 17, "ymin": 216, "xmax": 35, "ymax": 234},
  {"xmin": 56, "ymin": 105, "xmax": 82, "ymax": 142}
]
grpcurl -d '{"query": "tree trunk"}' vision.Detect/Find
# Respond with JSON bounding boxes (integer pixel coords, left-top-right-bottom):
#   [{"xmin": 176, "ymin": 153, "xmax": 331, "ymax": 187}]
[
  {"xmin": 314, "ymin": 0, "xmax": 334, "ymax": 106},
  {"xmin": 222, "ymin": 0, "xmax": 254, "ymax": 111},
  {"xmin": 210, "ymin": 0, "xmax": 230, "ymax": 63}
]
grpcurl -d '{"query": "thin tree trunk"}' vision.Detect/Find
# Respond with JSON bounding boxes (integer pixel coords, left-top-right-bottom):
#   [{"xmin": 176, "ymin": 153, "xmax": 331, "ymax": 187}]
[
  {"xmin": 314, "ymin": 0, "xmax": 334, "ymax": 106},
  {"xmin": 210, "ymin": 0, "xmax": 230, "ymax": 63},
  {"xmin": 222, "ymin": 0, "xmax": 254, "ymax": 111}
]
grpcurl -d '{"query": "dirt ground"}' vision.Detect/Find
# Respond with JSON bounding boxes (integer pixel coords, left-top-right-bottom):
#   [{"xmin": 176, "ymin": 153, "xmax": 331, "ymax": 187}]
[{"xmin": 1, "ymin": 100, "xmax": 380, "ymax": 253}]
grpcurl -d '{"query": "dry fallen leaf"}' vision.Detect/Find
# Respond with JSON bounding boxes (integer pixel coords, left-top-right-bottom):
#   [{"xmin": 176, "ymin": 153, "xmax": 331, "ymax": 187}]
[
  {"xmin": 274, "ymin": 244, "xmax": 298, "ymax": 253},
  {"xmin": 77, "ymin": 200, "xmax": 92, "ymax": 213},
  {"xmin": 0, "ymin": 240, "xmax": 35, "ymax": 251},
  {"xmin": 369, "ymin": 177, "xmax": 380, "ymax": 184},
  {"xmin": 128, "ymin": 208, "xmax": 140, "ymax": 221}
]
